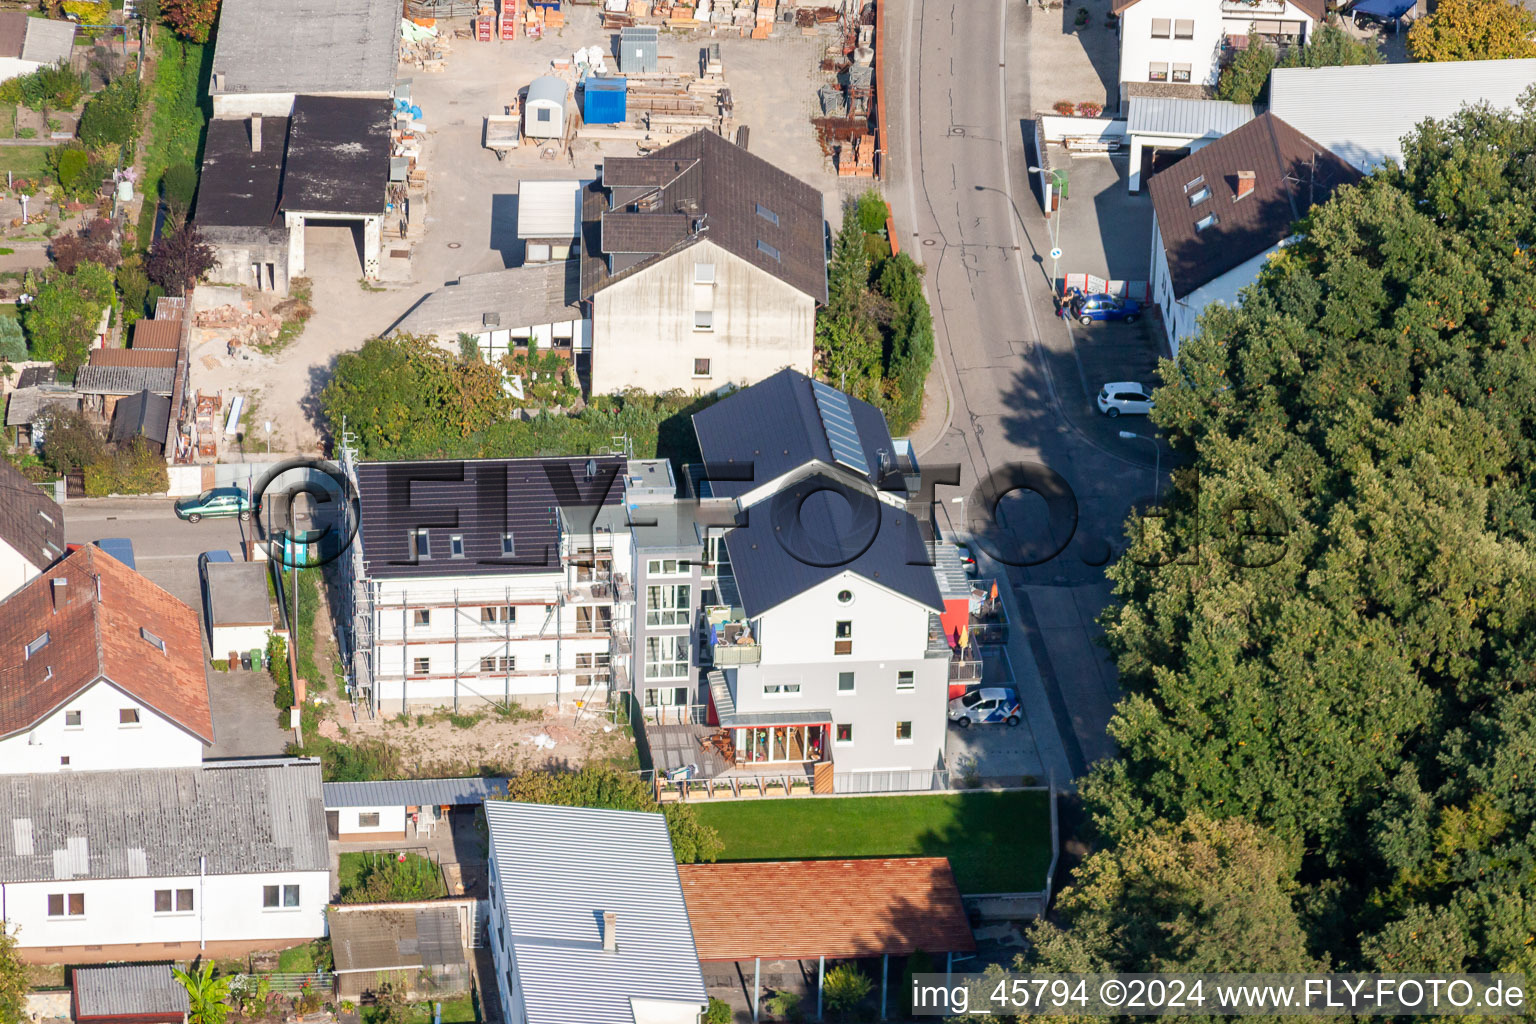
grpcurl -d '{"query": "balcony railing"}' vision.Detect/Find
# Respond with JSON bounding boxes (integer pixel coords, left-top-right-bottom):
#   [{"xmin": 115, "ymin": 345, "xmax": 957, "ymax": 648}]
[
  {"xmin": 713, "ymin": 642, "xmax": 762, "ymax": 667},
  {"xmin": 708, "ymin": 620, "xmax": 761, "ymax": 666},
  {"xmin": 1221, "ymin": 0, "xmax": 1286, "ymax": 13},
  {"xmin": 949, "ymin": 636, "xmax": 985, "ymax": 683}
]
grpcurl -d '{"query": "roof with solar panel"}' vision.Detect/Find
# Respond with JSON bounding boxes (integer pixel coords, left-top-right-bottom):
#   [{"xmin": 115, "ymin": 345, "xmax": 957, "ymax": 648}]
[{"xmin": 691, "ymin": 369, "xmax": 943, "ymax": 617}]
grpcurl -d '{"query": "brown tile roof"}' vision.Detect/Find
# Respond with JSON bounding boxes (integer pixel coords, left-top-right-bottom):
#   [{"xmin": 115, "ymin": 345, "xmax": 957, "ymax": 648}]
[
  {"xmin": 0, "ymin": 11, "xmax": 27, "ymax": 59},
  {"xmin": 88, "ymin": 347, "xmax": 179, "ymax": 368},
  {"xmin": 1114, "ymin": 0, "xmax": 1324, "ymax": 17},
  {"xmin": 0, "ymin": 456, "xmax": 63, "ymax": 575},
  {"xmin": 1148, "ymin": 112, "xmax": 1360, "ymax": 297},
  {"xmin": 131, "ymin": 318, "xmax": 182, "ymax": 349},
  {"xmin": 0, "ymin": 545, "xmax": 213, "ymax": 744},
  {"xmin": 586, "ymin": 130, "xmax": 827, "ymax": 302},
  {"xmin": 678, "ymin": 857, "xmax": 976, "ymax": 961}
]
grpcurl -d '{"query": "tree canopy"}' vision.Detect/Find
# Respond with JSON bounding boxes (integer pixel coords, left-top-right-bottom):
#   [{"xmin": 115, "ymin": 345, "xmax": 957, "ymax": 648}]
[
  {"xmin": 23, "ymin": 261, "xmax": 114, "ymax": 375},
  {"xmin": 1408, "ymin": 0, "xmax": 1536, "ymax": 62},
  {"xmin": 1051, "ymin": 92, "xmax": 1536, "ymax": 980},
  {"xmin": 1217, "ymin": 24, "xmax": 1380, "ymax": 103}
]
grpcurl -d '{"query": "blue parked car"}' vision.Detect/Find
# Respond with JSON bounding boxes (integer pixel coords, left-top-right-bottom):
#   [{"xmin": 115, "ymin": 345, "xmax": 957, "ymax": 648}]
[
  {"xmin": 947, "ymin": 687, "xmax": 1022, "ymax": 728},
  {"xmin": 1069, "ymin": 292, "xmax": 1141, "ymax": 325}
]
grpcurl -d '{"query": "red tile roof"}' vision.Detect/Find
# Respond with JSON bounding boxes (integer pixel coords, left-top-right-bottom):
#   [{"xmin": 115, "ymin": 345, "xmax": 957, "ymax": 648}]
[
  {"xmin": 678, "ymin": 857, "xmax": 976, "ymax": 961},
  {"xmin": 0, "ymin": 545, "xmax": 213, "ymax": 743}
]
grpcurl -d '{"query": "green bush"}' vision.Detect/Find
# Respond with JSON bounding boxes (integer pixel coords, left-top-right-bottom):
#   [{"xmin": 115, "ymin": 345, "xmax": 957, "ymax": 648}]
[
  {"xmin": 854, "ymin": 188, "xmax": 888, "ymax": 234},
  {"xmin": 267, "ymin": 633, "xmax": 293, "ymax": 707},
  {"xmin": 339, "ymin": 852, "xmax": 444, "ymax": 904},
  {"xmin": 81, "ymin": 439, "xmax": 169, "ymax": 497},
  {"xmin": 78, "ymin": 75, "xmax": 142, "ymax": 149},
  {"xmin": 13, "ymin": 64, "xmax": 84, "ymax": 112},
  {"xmin": 54, "ymin": 148, "xmax": 88, "ymax": 190},
  {"xmin": 0, "ymin": 317, "xmax": 23, "ymax": 362},
  {"xmin": 160, "ymin": 162, "xmax": 197, "ymax": 209},
  {"xmin": 703, "ymin": 997, "xmax": 732, "ymax": 1024},
  {"xmin": 822, "ymin": 965, "xmax": 873, "ymax": 1020}
]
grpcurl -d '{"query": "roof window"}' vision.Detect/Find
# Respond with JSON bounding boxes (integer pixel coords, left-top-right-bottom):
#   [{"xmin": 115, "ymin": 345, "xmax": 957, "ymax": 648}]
[
  {"xmin": 757, "ymin": 239, "xmax": 781, "ymax": 261},
  {"xmin": 1188, "ymin": 186, "xmax": 1211, "ymax": 207},
  {"xmin": 24, "ymin": 632, "xmax": 48, "ymax": 659},
  {"xmin": 140, "ymin": 627, "xmax": 165, "ymax": 653},
  {"xmin": 1184, "ymin": 174, "xmax": 1205, "ymax": 193},
  {"xmin": 755, "ymin": 203, "xmax": 779, "ymax": 226},
  {"xmin": 1195, "ymin": 213, "xmax": 1219, "ymax": 232}
]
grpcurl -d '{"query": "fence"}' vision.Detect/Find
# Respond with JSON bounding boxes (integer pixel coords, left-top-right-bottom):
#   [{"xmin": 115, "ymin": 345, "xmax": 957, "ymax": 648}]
[{"xmin": 1061, "ymin": 274, "xmax": 1152, "ymax": 302}]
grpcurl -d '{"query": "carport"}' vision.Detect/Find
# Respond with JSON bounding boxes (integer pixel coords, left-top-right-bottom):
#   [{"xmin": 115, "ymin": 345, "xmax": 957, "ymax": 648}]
[{"xmin": 678, "ymin": 858, "xmax": 976, "ymax": 1021}]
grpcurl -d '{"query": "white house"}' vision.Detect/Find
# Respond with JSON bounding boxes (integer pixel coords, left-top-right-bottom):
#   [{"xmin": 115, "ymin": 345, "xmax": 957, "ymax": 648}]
[
  {"xmin": 0, "ymin": 758, "xmax": 330, "ymax": 964},
  {"xmin": 582, "ymin": 130, "xmax": 825, "ymax": 395},
  {"xmin": 390, "ymin": 262, "xmax": 591, "ymax": 365},
  {"xmin": 341, "ymin": 454, "xmax": 635, "ymax": 714},
  {"xmin": 0, "ymin": 545, "xmax": 214, "ymax": 774},
  {"xmin": 1147, "ymin": 112, "xmax": 1360, "ymax": 359},
  {"xmin": 1112, "ymin": 0, "xmax": 1323, "ymax": 109},
  {"xmin": 1125, "ymin": 96, "xmax": 1255, "ymax": 192},
  {"xmin": 0, "ymin": 457, "xmax": 63, "ymax": 600},
  {"xmin": 484, "ymin": 801, "xmax": 708, "ymax": 1024}
]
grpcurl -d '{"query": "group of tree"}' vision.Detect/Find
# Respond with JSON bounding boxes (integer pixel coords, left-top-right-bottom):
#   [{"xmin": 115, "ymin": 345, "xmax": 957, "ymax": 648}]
[
  {"xmin": 1217, "ymin": 23, "xmax": 1380, "ymax": 104},
  {"xmin": 1408, "ymin": 0, "xmax": 1536, "ymax": 62},
  {"xmin": 33, "ymin": 407, "xmax": 168, "ymax": 496},
  {"xmin": 978, "ymin": 93, "xmax": 1536, "ymax": 1013},
  {"xmin": 816, "ymin": 190, "xmax": 936, "ymax": 434},
  {"xmin": 22, "ymin": 260, "xmax": 114, "ymax": 375}
]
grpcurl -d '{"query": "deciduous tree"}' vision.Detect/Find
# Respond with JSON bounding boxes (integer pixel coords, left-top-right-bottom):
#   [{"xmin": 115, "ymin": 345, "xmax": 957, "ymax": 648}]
[
  {"xmin": 159, "ymin": 0, "xmax": 220, "ymax": 42},
  {"xmin": 146, "ymin": 225, "xmax": 216, "ymax": 294},
  {"xmin": 22, "ymin": 261, "xmax": 114, "ymax": 375},
  {"xmin": 1408, "ymin": 0, "xmax": 1536, "ymax": 61},
  {"xmin": 0, "ymin": 929, "xmax": 27, "ymax": 1024}
]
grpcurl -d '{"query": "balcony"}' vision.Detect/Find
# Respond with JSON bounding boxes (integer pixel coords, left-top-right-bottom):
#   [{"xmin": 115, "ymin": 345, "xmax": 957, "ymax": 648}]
[
  {"xmin": 948, "ymin": 635, "xmax": 985, "ymax": 683},
  {"xmin": 708, "ymin": 620, "xmax": 761, "ymax": 666},
  {"xmin": 926, "ymin": 613, "xmax": 952, "ymax": 657},
  {"xmin": 968, "ymin": 580, "xmax": 1010, "ymax": 645}
]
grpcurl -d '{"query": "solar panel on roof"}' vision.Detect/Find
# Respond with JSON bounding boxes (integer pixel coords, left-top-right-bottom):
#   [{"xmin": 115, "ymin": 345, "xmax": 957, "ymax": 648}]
[{"xmin": 810, "ymin": 379, "xmax": 870, "ymax": 476}]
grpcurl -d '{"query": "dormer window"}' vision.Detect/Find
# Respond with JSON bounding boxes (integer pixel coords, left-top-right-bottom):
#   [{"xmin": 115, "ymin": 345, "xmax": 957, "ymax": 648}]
[{"xmin": 140, "ymin": 627, "xmax": 165, "ymax": 653}]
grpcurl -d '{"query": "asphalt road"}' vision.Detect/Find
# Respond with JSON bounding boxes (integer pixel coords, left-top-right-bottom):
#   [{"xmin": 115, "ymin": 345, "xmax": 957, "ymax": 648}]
[{"xmin": 885, "ymin": 0, "xmax": 1168, "ymax": 780}]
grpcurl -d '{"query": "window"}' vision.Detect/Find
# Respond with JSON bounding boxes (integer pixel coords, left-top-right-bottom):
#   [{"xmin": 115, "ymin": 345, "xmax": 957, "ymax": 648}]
[
  {"xmin": 140, "ymin": 627, "xmax": 165, "ymax": 653},
  {"xmin": 480, "ymin": 656, "xmax": 515, "ymax": 672},
  {"xmin": 59, "ymin": 756, "xmax": 69, "ymax": 766},
  {"xmin": 836, "ymin": 589, "xmax": 853, "ymax": 605},
  {"xmin": 645, "ymin": 584, "xmax": 691, "ymax": 627},
  {"xmin": 896, "ymin": 670, "xmax": 915, "ymax": 691},
  {"xmin": 1195, "ymin": 213, "xmax": 1219, "ymax": 232},
  {"xmin": 358, "ymin": 812, "xmax": 381, "ymax": 828},
  {"xmin": 837, "ymin": 671, "xmax": 855, "ymax": 694},
  {"xmin": 647, "ymin": 558, "xmax": 692, "ymax": 576},
  {"xmin": 694, "ymin": 262, "xmax": 716, "ymax": 284},
  {"xmin": 154, "ymin": 889, "xmax": 194, "ymax": 913},
  {"xmin": 835, "ymin": 723, "xmax": 853, "ymax": 744},
  {"xmin": 762, "ymin": 682, "xmax": 802, "ymax": 697},
  {"xmin": 450, "ymin": 535, "xmax": 465, "ymax": 558},
  {"xmin": 413, "ymin": 528, "xmax": 431, "ymax": 560},
  {"xmin": 119, "ymin": 708, "xmax": 140, "ymax": 726},
  {"xmin": 834, "ymin": 620, "xmax": 852, "ymax": 656},
  {"xmin": 755, "ymin": 202, "xmax": 779, "ymax": 226},
  {"xmin": 756, "ymin": 239, "xmax": 781, "ymax": 261},
  {"xmin": 1187, "ymin": 186, "xmax": 1211, "ymax": 206},
  {"xmin": 694, "ymin": 310, "xmax": 714, "ymax": 331},
  {"xmin": 481, "ymin": 605, "xmax": 516, "ymax": 623},
  {"xmin": 64, "ymin": 710, "xmax": 81, "ymax": 728},
  {"xmin": 644, "ymin": 635, "xmax": 690, "ymax": 679},
  {"xmin": 262, "ymin": 884, "xmax": 300, "ymax": 909},
  {"xmin": 1173, "ymin": 18, "xmax": 1194, "ymax": 38},
  {"xmin": 1171, "ymin": 62, "xmax": 1192, "ymax": 83},
  {"xmin": 1148, "ymin": 62, "xmax": 1168, "ymax": 82},
  {"xmin": 693, "ymin": 358, "xmax": 712, "ymax": 377},
  {"xmin": 24, "ymin": 631, "xmax": 48, "ymax": 658},
  {"xmin": 1184, "ymin": 174, "xmax": 1205, "ymax": 192},
  {"xmin": 895, "ymin": 720, "xmax": 913, "ymax": 742},
  {"xmin": 536, "ymin": 107, "xmax": 551, "ymax": 122},
  {"xmin": 501, "ymin": 533, "xmax": 516, "ymax": 557},
  {"xmin": 47, "ymin": 894, "xmax": 84, "ymax": 917},
  {"xmin": 413, "ymin": 609, "xmax": 431, "ymax": 628},
  {"xmin": 1150, "ymin": 17, "xmax": 1170, "ymax": 36},
  {"xmin": 413, "ymin": 657, "xmax": 431, "ymax": 674}
]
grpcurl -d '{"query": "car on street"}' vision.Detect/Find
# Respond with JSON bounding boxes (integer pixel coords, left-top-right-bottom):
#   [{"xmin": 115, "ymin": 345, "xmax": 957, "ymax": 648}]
[
  {"xmin": 174, "ymin": 487, "xmax": 253, "ymax": 523},
  {"xmin": 1070, "ymin": 292, "xmax": 1141, "ymax": 325},
  {"xmin": 947, "ymin": 686, "xmax": 1022, "ymax": 728},
  {"xmin": 1096, "ymin": 382, "xmax": 1154, "ymax": 418}
]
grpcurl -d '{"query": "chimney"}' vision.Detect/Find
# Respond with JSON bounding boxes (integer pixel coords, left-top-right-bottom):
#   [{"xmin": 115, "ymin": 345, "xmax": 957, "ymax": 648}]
[
  {"xmin": 250, "ymin": 113, "xmax": 263, "ymax": 153},
  {"xmin": 602, "ymin": 911, "xmax": 617, "ymax": 952},
  {"xmin": 1234, "ymin": 170, "xmax": 1255, "ymax": 201},
  {"xmin": 50, "ymin": 577, "xmax": 66, "ymax": 613}
]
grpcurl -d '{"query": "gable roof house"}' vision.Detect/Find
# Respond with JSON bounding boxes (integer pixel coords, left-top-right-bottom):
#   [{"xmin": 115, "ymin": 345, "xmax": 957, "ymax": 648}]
[
  {"xmin": 0, "ymin": 544, "xmax": 214, "ymax": 774},
  {"xmin": 0, "ymin": 457, "xmax": 63, "ymax": 599},
  {"xmin": 1147, "ymin": 112, "xmax": 1360, "ymax": 358},
  {"xmin": 1111, "ymin": 0, "xmax": 1323, "ymax": 111},
  {"xmin": 580, "ymin": 130, "xmax": 826, "ymax": 395},
  {"xmin": 483, "ymin": 801, "xmax": 707, "ymax": 1024},
  {"xmin": 0, "ymin": 758, "xmax": 329, "ymax": 963},
  {"xmin": 0, "ymin": 12, "xmax": 76, "ymax": 85}
]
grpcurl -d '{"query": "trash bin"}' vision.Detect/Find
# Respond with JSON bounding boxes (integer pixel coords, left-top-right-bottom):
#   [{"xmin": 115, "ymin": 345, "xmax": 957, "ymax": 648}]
[
  {"xmin": 241, "ymin": 651, "xmax": 253, "ymax": 670},
  {"xmin": 249, "ymin": 648, "xmax": 265, "ymax": 671}
]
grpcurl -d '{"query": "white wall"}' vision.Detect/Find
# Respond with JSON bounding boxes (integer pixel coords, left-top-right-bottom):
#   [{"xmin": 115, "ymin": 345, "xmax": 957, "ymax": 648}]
[
  {"xmin": 211, "ymin": 623, "xmax": 274, "ymax": 659},
  {"xmin": 0, "ymin": 58, "xmax": 41, "ymax": 84},
  {"xmin": 3, "ymin": 870, "xmax": 330, "ymax": 951},
  {"xmin": 210, "ymin": 94, "xmax": 297, "ymax": 118},
  {"xmin": 1151, "ymin": 211, "xmax": 1286, "ymax": 361},
  {"xmin": 333, "ymin": 804, "xmax": 408, "ymax": 836},
  {"xmin": 0, "ymin": 681, "xmax": 205, "ymax": 775},
  {"xmin": 1118, "ymin": 0, "xmax": 1317, "ymax": 94},
  {"xmin": 0, "ymin": 538, "xmax": 43, "ymax": 602},
  {"xmin": 1127, "ymin": 132, "xmax": 1222, "ymax": 192},
  {"xmin": 591, "ymin": 239, "xmax": 816, "ymax": 395}
]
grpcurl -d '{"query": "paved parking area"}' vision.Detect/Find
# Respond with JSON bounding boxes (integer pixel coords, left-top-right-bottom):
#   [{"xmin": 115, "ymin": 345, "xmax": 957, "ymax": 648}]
[
  {"xmin": 947, "ymin": 718, "xmax": 1045, "ymax": 785},
  {"xmin": 1053, "ymin": 150, "xmax": 1155, "ymax": 285}
]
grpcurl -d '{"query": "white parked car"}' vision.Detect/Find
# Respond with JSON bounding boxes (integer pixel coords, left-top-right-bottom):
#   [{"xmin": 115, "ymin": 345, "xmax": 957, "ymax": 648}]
[{"xmin": 1096, "ymin": 382, "xmax": 1154, "ymax": 418}]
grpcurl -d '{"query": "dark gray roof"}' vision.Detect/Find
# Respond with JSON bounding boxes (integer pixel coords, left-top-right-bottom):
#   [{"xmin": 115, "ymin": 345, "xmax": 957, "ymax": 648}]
[
  {"xmin": 73, "ymin": 963, "xmax": 189, "ymax": 1020},
  {"xmin": 207, "ymin": 560, "xmax": 273, "ymax": 626},
  {"xmin": 332, "ymin": 906, "xmax": 467, "ymax": 973},
  {"xmin": 0, "ymin": 456, "xmax": 63, "ymax": 571},
  {"xmin": 281, "ymin": 96, "xmax": 391, "ymax": 216},
  {"xmin": 210, "ymin": 0, "xmax": 399, "ymax": 96},
  {"xmin": 16, "ymin": 366, "xmax": 56, "ymax": 388},
  {"xmin": 391, "ymin": 262, "xmax": 582, "ymax": 339},
  {"xmin": 195, "ymin": 117, "xmax": 288, "ymax": 227},
  {"xmin": 74, "ymin": 364, "xmax": 176, "ymax": 395},
  {"xmin": 0, "ymin": 759, "xmax": 328, "ymax": 881},
  {"xmin": 323, "ymin": 777, "xmax": 510, "ymax": 808},
  {"xmin": 5, "ymin": 385, "xmax": 79, "ymax": 427},
  {"xmin": 109, "ymin": 389, "xmax": 172, "ymax": 448},
  {"xmin": 355, "ymin": 456, "xmax": 628, "ymax": 581},
  {"xmin": 584, "ymin": 130, "xmax": 827, "ymax": 302},
  {"xmin": 691, "ymin": 368, "xmax": 901, "ymax": 500}
]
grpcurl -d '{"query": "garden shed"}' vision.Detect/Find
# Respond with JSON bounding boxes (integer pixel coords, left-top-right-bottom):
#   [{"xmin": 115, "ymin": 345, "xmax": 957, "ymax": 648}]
[
  {"xmin": 72, "ymin": 962, "xmax": 188, "ymax": 1024},
  {"xmin": 618, "ymin": 26, "xmax": 658, "ymax": 73},
  {"xmin": 330, "ymin": 905, "xmax": 471, "ymax": 1001},
  {"xmin": 524, "ymin": 76, "xmax": 568, "ymax": 139}
]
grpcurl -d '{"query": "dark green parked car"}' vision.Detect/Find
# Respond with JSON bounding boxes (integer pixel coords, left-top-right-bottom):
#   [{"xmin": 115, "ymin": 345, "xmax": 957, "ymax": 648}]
[{"xmin": 174, "ymin": 487, "xmax": 253, "ymax": 523}]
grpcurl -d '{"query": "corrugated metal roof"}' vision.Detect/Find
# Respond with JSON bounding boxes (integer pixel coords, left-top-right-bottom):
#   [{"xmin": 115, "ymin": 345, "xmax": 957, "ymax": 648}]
[
  {"xmin": 1269, "ymin": 58, "xmax": 1536, "ymax": 171},
  {"xmin": 73, "ymin": 364, "xmax": 175, "ymax": 396},
  {"xmin": 679, "ymin": 858, "xmax": 976, "ymax": 960},
  {"xmin": 518, "ymin": 180, "xmax": 586, "ymax": 239},
  {"xmin": 210, "ymin": 0, "xmax": 399, "ymax": 96},
  {"xmin": 1128, "ymin": 97, "xmax": 1255, "ymax": 139},
  {"xmin": 5, "ymin": 386, "xmax": 79, "ymax": 427},
  {"xmin": 332, "ymin": 906, "xmax": 466, "ymax": 972},
  {"xmin": 73, "ymin": 962, "xmax": 189, "ymax": 1019},
  {"xmin": 485, "ymin": 801, "xmax": 707, "ymax": 1024},
  {"xmin": 0, "ymin": 759, "xmax": 327, "ymax": 881},
  {"xmin": 322, "ymin": 777, "xmax": 510, "ymax": 808}
]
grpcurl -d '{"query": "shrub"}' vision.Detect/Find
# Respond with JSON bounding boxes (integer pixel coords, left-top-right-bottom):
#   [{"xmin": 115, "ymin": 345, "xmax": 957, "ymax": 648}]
[
  {"xmin": 82, "ymin": 438, "xmax": 169, "ymax": 497},
  {"xmin": 51, "ymin": 219, "xmax": 121, "ymax": 273},
  {"xmin": 161, "ymin": 162, "xmax": 197, "ymax": 210},
  {"xmin": 0, "ymin": 317, "xmax": 23, "ymax": 362},
  {"xmin": 339, "ymin": 852, "xmax": 444, "ymax": 903},
  {"xmin": 54, "ymin": 148, "xmax": 88, "ymax": 190},
  {"xmin": 146, "ymin": 225, "xmax": 216, "ymax": 294},
  {"xmin": 1052, "ymin": 100, "xmax": 1075, "ymax": 115},
  {"xmin": 854, "ymin": 188, "xmax": 888, "ymax": 235},
  {"xmin": 765, "ymin": 990, "xmax": 803, "ymax": 1021},
  {"xmin": 822, "ymin": 965, "xmax": 873, "ymax": 1020},
  {"xmin": 37, "ymin": 407, "xmax": 106, "ymax": 474},
  {"xmin": 268, "ymin": 633, "xmax": 293, "ymax": 708},
  {"xmin": 78, "ymin": 74, "xmax": 142, "ymax": 149},
  {"xmin": 703, "ymin": 997, "xmax": 732, "ymax": 1024}
]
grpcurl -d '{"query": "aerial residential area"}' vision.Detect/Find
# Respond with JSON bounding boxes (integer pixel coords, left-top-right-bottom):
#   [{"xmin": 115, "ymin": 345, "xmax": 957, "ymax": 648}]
[{"xmin": 0, "ymin": 0, "xmax": 1534, "ymax": 1019}]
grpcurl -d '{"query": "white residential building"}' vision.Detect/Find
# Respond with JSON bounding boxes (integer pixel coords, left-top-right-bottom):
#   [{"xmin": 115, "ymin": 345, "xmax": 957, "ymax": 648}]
[
  {"xmin": 342, "ymin": 455, "xmax": 635, "ymax": 713},
  {"xmin": 0, "ymin": 759, "xmax": 330, "ymax": 964},
  {"xmin": 0, "ymin": 457, "xmax": 63, "ymax": 600},
  {"xmin": 1112, "ymin": 0, "xmax": 1323, "ymax": 109},
  {"xmin": 0, "ymin": 544, "xmax": 213, "ymax": 774},
  {"xmin": 484, "ymin": 801, "xmax": 708, "ymax": 1024},
  {"xmin": 390, "ymin": 262, "xmax": 591, "ymax": 366}
]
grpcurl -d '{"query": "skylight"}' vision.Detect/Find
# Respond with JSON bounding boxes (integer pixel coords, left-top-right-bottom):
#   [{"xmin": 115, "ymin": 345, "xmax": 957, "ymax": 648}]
[
  {"xmin": 755, "ymin": 203, "xmax": 779, "ymax": 226},
  {"xmin": 1195, "ymin": 214, "xmax": 1219, "ymax": 232},
  {"xmin": 24, "ymin": 632, "xmax": 48, "ymax": 659},
  {"xmin": 140, "ymin": 627, "xmax": 165, "ymax": 653},
  {"xmin": 757, "ymin": 239, "xmax": 781, "ymax": 261},
  {"xmin": 1188, "ymin": 187, "xmax": 1211, "ymax": 207}
]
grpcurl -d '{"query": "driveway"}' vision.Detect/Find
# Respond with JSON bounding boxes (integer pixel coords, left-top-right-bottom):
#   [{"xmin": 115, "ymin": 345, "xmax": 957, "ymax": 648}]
[{"xmin": 946, "ymin": 719, "xmax": 1044, "ymax": 786}]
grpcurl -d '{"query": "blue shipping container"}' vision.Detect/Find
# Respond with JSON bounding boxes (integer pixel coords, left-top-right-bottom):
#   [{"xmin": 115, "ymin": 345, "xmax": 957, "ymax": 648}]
[{"xmin": 583, "ymin": 77, "xmax": 627, "ymax": 125}]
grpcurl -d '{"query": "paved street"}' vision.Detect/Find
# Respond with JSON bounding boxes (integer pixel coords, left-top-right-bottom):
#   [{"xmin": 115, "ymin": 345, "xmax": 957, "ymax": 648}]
[
  {"xmin": 63, "ymin": 497, "xmax": 290, "ymax": 759},
  {"xmin": 885, "ymin": 0, "xmax": 1172, "ymax": 781}
]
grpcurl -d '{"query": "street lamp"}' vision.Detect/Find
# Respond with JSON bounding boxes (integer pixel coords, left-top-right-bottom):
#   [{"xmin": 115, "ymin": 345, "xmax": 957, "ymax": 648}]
[
  {"xmin": 1119, "ymin": 430, "xmax": 1160, "ymax": 499},
  {"xmin": 1029, "ymin": 165, "xmax": 1068, "ymax": 292}
]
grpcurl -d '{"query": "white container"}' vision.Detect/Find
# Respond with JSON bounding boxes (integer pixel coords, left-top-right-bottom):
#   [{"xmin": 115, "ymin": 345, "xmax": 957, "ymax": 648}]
[{"xmin": 116, "ymin": 179, "xmax": 133, "ymax": 201}]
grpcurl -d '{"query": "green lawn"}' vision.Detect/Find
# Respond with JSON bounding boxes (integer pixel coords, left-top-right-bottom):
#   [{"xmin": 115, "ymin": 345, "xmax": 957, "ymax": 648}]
[
  {"xmin": 362, "ymin": 993, "xmax": 477, "ymax": 1024},
  {"xmin": 0, "ymin": 145, "xmax": 55, "ymax": 179},
  {"xmin": 692, "ymin": 790, "xmax": 1053, "ymax": 894},
  {"xmin": 337, "ymin": 850, "xmax": 447, "ymax": 902}
]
